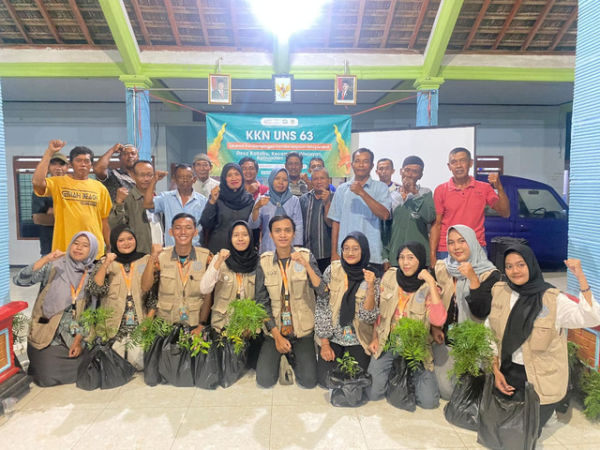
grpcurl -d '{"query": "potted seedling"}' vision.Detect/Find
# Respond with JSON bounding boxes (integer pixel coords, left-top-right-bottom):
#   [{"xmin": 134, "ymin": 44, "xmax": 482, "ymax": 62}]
[
  {"xmin": 130, "ymin": 317, "xmax": 173, "ymax": 386},
  {"xmin": 444, "ymin": 321, "xmax": 496, "ymax": 431},
  {"xmin": 329, "ymin": 351, "xmax": 372, "ymax": 408}
]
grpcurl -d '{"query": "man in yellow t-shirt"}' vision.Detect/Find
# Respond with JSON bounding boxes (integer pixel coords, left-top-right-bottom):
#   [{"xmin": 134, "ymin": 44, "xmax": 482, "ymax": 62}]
[{"xmin": 32, "ymin": 140, "xmax": 112, "ymax": 259}]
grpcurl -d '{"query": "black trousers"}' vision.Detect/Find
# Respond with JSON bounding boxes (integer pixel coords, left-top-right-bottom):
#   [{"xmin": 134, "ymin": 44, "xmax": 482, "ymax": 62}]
[
  {"xmin": 316, "ymin": 341, "xmax": 370, "ymax": 389},
  {"xmin": 256, "ymin": 333, "xmax": 317, "ymax": 389}
]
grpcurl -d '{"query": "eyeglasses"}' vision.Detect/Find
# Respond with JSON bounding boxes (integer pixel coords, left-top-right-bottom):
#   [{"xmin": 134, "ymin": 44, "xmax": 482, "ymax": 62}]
[{"xmin": 342, "ymin": 246, "xmax": 361, "ymax": 254}]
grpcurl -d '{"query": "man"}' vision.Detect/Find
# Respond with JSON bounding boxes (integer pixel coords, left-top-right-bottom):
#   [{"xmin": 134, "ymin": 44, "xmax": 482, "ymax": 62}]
[
  {"xmin": 382, "ymin": 156, "xmax": 436, "ymax": 268},
  {"xmin": 337, "ymin": 80, "xmax": 353, "ymax": 101},
  {"xmin": 143, "ymin": 164, "xmax": 207, "ymax": 247},
  {"xmin": 307, "ymin": 156, "xmax": 335, "ymax": 193},
  {"xmin": 299, "ymin": 167, "xmax": 334, "ymax": 274},
  {"xmin": 31, "ymin": 152, "xmax": 68, "ymax": 256},
  {"xmin": 239, "ymin": 156, "xmax": 268, "ymax": 200},
  {"xmin": 430, "ymin": 147, "xmax": 510, "ymax": 265},
  {"xmin": 376, "ymin": 158, "xmax": 400, "ymax": 194},
  {"xmin": 142, "ymin": 213, "xmax": 211, "ymax": 331},
  {"xmin": 108, "ymin": 160, "xmax": 168, "ymax": 254},
  {"xmin": 285, "ymin": 152, "xmax": 308, "ymax": 197},
  {"xmin": 328, "ymin": 148, "xmax": 391, "ymax": 273},
  {"xmin": 192, "ymin": 153, "xmax": 219, "ymax": 199},
  {"xmin": 32, "ymin": 140, "xmax": 111, "ymax": 258},
  {"xmin": 254, "ymin": 215, "xmax": 324, "ymax": 388},
  {"xmin": 212, "ymin": 79, "xmax": 228, "ymax": 101},
  {"xmin": 93, "ymin": 143, "xmax": 139, "ymax": 202}
]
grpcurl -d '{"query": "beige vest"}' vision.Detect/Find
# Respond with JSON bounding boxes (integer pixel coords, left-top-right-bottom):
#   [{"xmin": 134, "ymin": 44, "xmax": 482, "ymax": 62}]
[
  {"xmin": 327, "ymin": 261, "xmax": 374, "ymax": 351},
  {"xmin": 488, "ymin": 282, "xmax": 568, "ymax": 405},
  {"xmin": 156, "ymin": 247, "xmax": 210, "ymax": 326},
  {"xmin": 28, "ymin": 267, "xmax": 88, "ymax": 350},
  {"xmin": 101, "ymin": 255, "xmax": 151, "ymax": 338},
  {"xmin": 260, "ymin": 248, "xmax": 315, "ymax": 339},
  {"xmin": 377, "ymin": 268, "xmax": 434, "ymax": 370},
  {"xmin": 211, "ymin": 263, "xmax": 256, "ymax": 331}
]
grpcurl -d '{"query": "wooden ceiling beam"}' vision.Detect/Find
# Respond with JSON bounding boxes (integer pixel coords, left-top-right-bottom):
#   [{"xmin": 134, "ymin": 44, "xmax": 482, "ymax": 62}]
[
  {"xmin": 229, "ymin": 0, "xmax": 239, "ymax": 48},
  {"xmin": 33, "ymin": 0, "xmax": 62, "ymax": 44},
  {"xmin": 163, "ymin": 0, "xmax": 181, "ymax": 45},
  {"xmin": 380, "ymin": 0, "xmax": 398, "ymax": 48},
  {"xmin": 522, "ymin": 0, "xmax": 556, "ymax": 51},
  {"xmin": 408, "ymin": 0, "xmax": 430, "ymax": 49},
  {"xmin": 549, "ymin": 5, "xmax": 577, "ymax": 51},
  {"xmin": 353, "ymin": 0, "xmax": 366, "ymax": 48},
  {"xmin": 68, "ymin": 0, "xmax": 94, "ymax": 45},
  {"xmin": 130, "ymin": 0, "xmax": 151, "ymax": 45},
  {"xmin": 1, "ymin": 0, "xmax": 32, "ymax": 44},
  {"xmin": 492, "ymin": 0, "xmax": 523, "ymax": 50},
  {"xmin": 463, "ymin": 0, "xmax": 490, "ymax": 50},
  {"xmin": 195, "ymin": 0, "xmax": 210, "ymax": 46}
]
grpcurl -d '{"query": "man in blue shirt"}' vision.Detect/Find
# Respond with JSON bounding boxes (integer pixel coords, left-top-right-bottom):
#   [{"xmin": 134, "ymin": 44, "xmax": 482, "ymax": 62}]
[
  {"xmin": 143, "ymin": 164, "xmax": 207, "ymax": 247},
  {"xmin": 328, "ymin": 148, "xmax": 391, "ymax": 273}
]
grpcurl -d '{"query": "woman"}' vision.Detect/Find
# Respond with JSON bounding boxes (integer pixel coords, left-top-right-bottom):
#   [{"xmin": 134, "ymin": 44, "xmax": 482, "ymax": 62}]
[
  {"xmin": 200, "ymin": 220, "xmax": 258, "ymax": 330},
  {"xmin": 87, "ymin": 225, "xmax": 155, "ymax": 370},
  {"xmin": 315, "ymin": 231, "xmax": 378, "ymax": 389},
  {"xmin": 433, "ymin": 224, "xmax": 501, "ymax": 399},
  {"xmin": 200, "ymin": 163, "xmax": 255, "ymax": 253},
  {"xmin": 488, "ymin": 245, "xmax": 600, "ymax": 434},
  {"xmin": 14, "ymin": 232, "xmax": 98, "ymax": 387},
  {"xmin": 367, "ymin": 242, "xmax": 446, "ymax": 408},
  {"xmin": 249, "ymin": 168, "xmax": 303, "ymax": 254}
]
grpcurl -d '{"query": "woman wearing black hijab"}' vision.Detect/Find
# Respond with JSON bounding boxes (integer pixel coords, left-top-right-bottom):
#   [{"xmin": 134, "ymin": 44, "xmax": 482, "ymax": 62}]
[
  {"xmin": 88, "ymin": 225, "xmax": 155, "ymax": 370},
  {"xmin": 487, "ymin": 244, "xmax": 600, "ymax": 433},
  {"xmin": 366, "ymin": 241, "xmax": 446, "ymax": 408},
  {"xmin": 200, "ymin": 163, "xmax": 255, "ymax": 253},
  {"xmin": 315, "ymin": 231, "xmax": 378, "ymax": 388}
]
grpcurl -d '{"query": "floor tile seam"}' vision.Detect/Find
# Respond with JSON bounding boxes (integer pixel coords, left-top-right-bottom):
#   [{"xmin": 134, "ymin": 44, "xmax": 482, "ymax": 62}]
[
  {"xmin": 169, "ymin": 403, "xmax": 191, "ymax": 450},
  {"xmin": 69, "ymin": 404, "xmax": 109, "ymax": 450}
]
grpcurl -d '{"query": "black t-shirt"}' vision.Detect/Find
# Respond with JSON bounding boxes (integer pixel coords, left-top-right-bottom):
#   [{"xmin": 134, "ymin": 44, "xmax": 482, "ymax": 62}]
[{"xmin": 31, "ymin": 192, "xmax": 53, "ymax": 256}]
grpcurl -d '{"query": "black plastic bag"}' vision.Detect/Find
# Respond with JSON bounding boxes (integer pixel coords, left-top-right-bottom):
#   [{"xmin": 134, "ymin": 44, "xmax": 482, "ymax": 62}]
[
  {"xmin": 158, "ymin": 325, "xmax": 195, "ymax": 387},
  {"xmin": 385, "ymin": 357, "xmax": 416, "ymax": 411},
  {"xmin": 477, "ymin": 374, "xmax": 540, "ymax": 450},
  {"xmin": 330, "ymin": 368, "xmax": 372, "ymax": 408},
  {"xmin": 444, "ymin": 373, "xmax": 486, "ymax": 431},
  {"xmin": 194, "ymin": 328, "xmax": 221, "ymax": 390},
  {"xmin": 76, "ymin": 341, "xmax": 135, "ymax": 390},
  {"xmin": 143, "ymin": 335, "xmax": 165, "ymax": 386},
  {"xmin": 219, "ymin": 340, "xmax": 248, "ymax": 388}
]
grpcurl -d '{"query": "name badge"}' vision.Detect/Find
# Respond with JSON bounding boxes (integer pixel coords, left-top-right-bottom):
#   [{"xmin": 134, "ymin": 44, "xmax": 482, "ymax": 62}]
[{"xmin": 294, "ymin": 262, "xmax": 304, "ymax": 273}]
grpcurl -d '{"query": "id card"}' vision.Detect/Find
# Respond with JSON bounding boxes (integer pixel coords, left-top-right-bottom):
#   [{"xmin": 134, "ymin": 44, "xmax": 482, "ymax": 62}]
[
  {"xmin": 281, "ymin": 311, "xmax": 292, "ymax": 327},
  {"xmin": 125, "ymin": 299, "xmax": 136, "ymax": 325},
  {"xmin": 69, "ymin": 320, "xmax": 79, "ymax": 336},
  {"xmin": 341, "ymin": 326, "xmax": 355, "ymax": 343},
  {"xmin": 179, "ymin": 306, "xmax": 189, "ymax": 322}
]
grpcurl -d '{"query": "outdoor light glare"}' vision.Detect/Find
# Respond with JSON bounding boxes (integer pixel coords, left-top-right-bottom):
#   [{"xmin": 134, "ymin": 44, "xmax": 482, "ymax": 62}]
[{"xmin": 249, "ymin": 0, "xmax": 330, "ymax": 41}]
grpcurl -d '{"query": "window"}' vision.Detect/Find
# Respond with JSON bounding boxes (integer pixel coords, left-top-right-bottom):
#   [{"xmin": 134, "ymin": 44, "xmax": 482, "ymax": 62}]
[
  {"xmin": 517, "ymin": 188, "xmax": 567, "ymax": 219},
  {"xmin": 14, "ymin": 157, "xmax": 44, "ymax": 240}
]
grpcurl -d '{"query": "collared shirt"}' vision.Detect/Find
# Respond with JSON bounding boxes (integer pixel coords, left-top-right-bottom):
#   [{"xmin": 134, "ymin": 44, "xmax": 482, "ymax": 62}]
[
  {"xmin": 98, "ymin": 167, "xmax": 136, "ymax": 203},
  {"xmin": 248, "ymin": 195, "xmax": 303, "ymax": 254},
  {"xmin": 328, "ymin": 176, "xmax": 391, "ymax": 264},
  {"xmin": 434, "ymin": 177, "xmax": 499, "ymax": 252},
  {"xmin": 152, "ymin": 190, "xmax": 207, "ymax": 247},
  {"xmin": 193, "ymin": 177, "xmax": 220, "ymax": 200},
  {"xmin": 299, "ymin": 190, "xmax": 332, "ymax": 260},
  {"xmin": 289, "ymin": 179, "xmax": 308, "ymax": 197}
]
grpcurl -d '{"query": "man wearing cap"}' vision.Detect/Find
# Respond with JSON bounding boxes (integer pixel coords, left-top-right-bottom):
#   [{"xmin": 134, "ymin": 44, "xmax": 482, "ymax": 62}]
[
  {"xmin": 93, "ymin": 142, "xmax": 139, "ymax": 203},
  {"xmin": 192, "ymin": 153, "xmax": 219, "ymax": 199},
  {"xmin": 31, "ymin": 152, "xmax": 68, "ymax": 256},
  {"xmin": 382, "ymin": 156, "xmax": 436, "ymax": 268}
]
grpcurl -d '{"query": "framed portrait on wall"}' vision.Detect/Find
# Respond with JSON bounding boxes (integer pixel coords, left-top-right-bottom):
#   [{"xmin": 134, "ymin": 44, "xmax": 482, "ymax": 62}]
[
  {"xmin": 273, "ymin": 74, "xmax": 293, "ymax": 103},
  {"xmin": 208, "ymin": 74, "xmax": 231, "ymax": 105},
  {"xmin": 334, "ymin": 75, "xmax": 357, "ymax": 105}
]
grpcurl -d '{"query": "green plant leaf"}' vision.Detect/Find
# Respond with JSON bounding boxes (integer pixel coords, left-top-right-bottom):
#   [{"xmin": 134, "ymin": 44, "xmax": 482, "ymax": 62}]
[
  {"xmin": 336, "ymin": 351, "xmax": 361, "ymax": 379},
  {"xmin": 130, "ymin": 317, "xmax": 173, "ymax": 352},
  {"xmin": 384, "ymin": 317, "xmax": 429, "ymax": 371},
  {"xmin": 222, "ymin": 298, "xmax": 268, "ymax": 355},
  {"xmin": 447, "ymin": 321, "xmax": 496, "ymax": 379}
]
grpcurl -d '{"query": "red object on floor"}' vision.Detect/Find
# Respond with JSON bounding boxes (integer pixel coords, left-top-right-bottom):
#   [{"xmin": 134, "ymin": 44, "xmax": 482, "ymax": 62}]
[{"xmin": 0, "ymin": 301, "xmax": 28, "ymax": 385}]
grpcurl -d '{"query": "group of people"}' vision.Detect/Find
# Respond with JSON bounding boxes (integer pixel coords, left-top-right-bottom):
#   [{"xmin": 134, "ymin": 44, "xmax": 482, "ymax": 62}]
[{"xmin": 18, "ymin": 139, "xmax": 600, "ymax": 434}]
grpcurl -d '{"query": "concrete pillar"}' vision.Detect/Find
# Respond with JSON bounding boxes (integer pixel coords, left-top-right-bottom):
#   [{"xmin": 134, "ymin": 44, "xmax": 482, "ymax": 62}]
[
  {"xmin": 414, "ymin": 78, "xmax": 442, "ymax": 127},
  {"xmin": 0, "ymin": 80, "xmax": 8, "ymax": 306}
]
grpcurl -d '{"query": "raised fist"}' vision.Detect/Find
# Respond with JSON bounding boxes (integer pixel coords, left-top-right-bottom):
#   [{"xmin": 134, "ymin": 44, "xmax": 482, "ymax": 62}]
[
  {"xmin": 116, "ymin": 187, "xmax": 129, "ymax": 204},
  {"xmin": 47, "ymin": 140, "xmax": 66, "ymax": 154}
]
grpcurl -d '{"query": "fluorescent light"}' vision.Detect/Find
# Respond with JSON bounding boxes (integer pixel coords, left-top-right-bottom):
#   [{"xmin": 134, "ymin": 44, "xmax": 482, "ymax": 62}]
[{"xmin": 248, "ymin": 0, "xmax": 330, "ymax": 41}]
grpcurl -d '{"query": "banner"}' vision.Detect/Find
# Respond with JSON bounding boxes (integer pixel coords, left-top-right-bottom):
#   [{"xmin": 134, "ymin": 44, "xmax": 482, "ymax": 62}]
[{"xmin": 206, "ymin": 114, "xmax": 352, "ymax": 178}]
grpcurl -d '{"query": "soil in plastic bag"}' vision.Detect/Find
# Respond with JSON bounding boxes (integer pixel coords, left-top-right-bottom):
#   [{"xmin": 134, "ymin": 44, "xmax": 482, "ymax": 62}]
[
  {"xmin": 219, "ymin": 339, "xmax": 248, "ymax": 388},
  {"xmin": 76, "ymin": 341, "xmax": 135, "ymax": 390},
  {"xmin": 444, "ymin": 373, "xmax": 486, "ymax": 431},
  {"xmin": 143, "ymin": 335, "xmax": 165, "ymax": 386},
  {"xmin": 194, "ymin": 328, "xmax": 221, "ymax": 390},
  {"xmin": 158, "ymin": 325, "xmax": 195, "ymax": 387},
  {"xmin": 385, "ymin": 357, "xmax": 417, "ymax": 412},
  {"xmin": 330, "ymin": 368, "xmax": 372, "ymax": 408}
]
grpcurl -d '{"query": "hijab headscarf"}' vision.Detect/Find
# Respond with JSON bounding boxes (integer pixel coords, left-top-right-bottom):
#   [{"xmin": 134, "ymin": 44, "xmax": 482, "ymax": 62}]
[
  {"xmin": 339, "ymin": 231, "xmax": 370, "ymax": 327},
  {"xmin": 219, "ymin": 163, "xmax": 254, "ymax": 210},
  {"xmin": 42, "ymin": 232, "xmax": 98, "ymax": 318},
  {"xmin": 224, "ymin": 220, "xmax": 258, "ymax": 274},
  {"xmin": 500, "ymin": 244, "xmax": 554, "ymax": 371},
  {"xmin": 396, "ymin": 241, "xmax": 427, "ymax": 293},
  {"xmin": 444, "ymin": 224, "xmax": 497, "ymax": 323},
  {"xmin": 110, "ymin": 224, "xmax": 146, "ymax": 265},
  {"xmin": 267, "ymin": 168, "xmax": 292, "ymax": 215}
]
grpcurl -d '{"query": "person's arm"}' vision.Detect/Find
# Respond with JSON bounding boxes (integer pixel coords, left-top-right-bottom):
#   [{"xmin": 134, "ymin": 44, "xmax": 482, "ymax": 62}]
[
  {"xmin": 142, "ymin": 245, "xmax": 162, "ymax": 293},
  {"xmin": 465, "ymin": 270, "xmax": 501, "ymax": 319},
  {"xmin": 101, "ymin": 218, "xmax": 111, "ymax": 252},
  {"xmin": 350, "ymin": 182, "xmax": 390, "ymax": 220},
  {"xmin": 143, "ymin": 173, "xmax": 160, "ymax": 210},
  {"xmin": 429, "ymin": 213, "xmax": 443, "ymax": 266},
  {"xmin": 93, "ymin": 254, "xmax": 116, "ymax": 287},
  {"xmin": 199, "ymin": 250, "xmax": 228, "ymax": 294},
  {"xmin": 32, "ymin": 212, "xmax": 54, "ymax": 226},
  {"xmin": 290, "ymin": 251, "xmax": 321, "ymax": 289},
  {"xmin": 488, "ymin": 174, "xmax": 510, "ymax": 218},
  {"xmin": 199, "ymin": 198, "xmax": 219, "ymax": 231},
  {"xmin": 322, "ymin": 191, "xmax": 333, "ymax": 227},
  {"xmin": 33, "ymin": 140, "xmax": 65, "ymax": 196},
  {"xmin": 419, "ymin": 269, "xmax": 447, "ymax": 326},
  {"xmin": 108, "ymin": 193, "xmax": 128, "ymax": 229},
  {"xmin": 93, "ymin": 143, "xmax": 122, "ymax": 181},
  {"xmin": 331, "ymin": 221, "xmax": 340, "ymax": 261},
  {"xmin": 555, "ymin": 259, "xmax": 600, "ymax": 329},
  {"xmin": 13, "ymin": 252, "xmax": 61, "ymax": 287},
  {"xmin": 358, "ymin": 276, "xmax": 380, "ymax": 324},
  {"xmin": 88, "ymin": 258, "xmax": 113, "ymax": 298},
  {"xmin": 250, "ymin": 196, "xmax": 270, "ymax": 224}
]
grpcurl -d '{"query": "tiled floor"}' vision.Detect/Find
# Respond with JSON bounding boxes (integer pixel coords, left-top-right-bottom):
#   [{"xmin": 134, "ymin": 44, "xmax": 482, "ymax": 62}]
[{"xmin": 4, "ymin": 269, "xmax": 597, "ymax": 450}]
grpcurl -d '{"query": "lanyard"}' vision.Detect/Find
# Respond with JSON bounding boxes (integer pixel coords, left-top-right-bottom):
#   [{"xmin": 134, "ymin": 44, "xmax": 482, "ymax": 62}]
[
  {"xmin": 120, "ymin": 262, "xmax": 135, "ymax": 296},
  {"xmin": 277, "ymin": 259, "xmax": 290, "ymax": 297},
  {"xmin": 177, "ymin": 259, "xmax": 192, "ymax": 288},
  {"xmin": 236, "ymin": 273, "xmax": 243, "ymax": 299},
  {"xmin": 70, "ymin": 273, "xmax": 87, "ymax": 306}
]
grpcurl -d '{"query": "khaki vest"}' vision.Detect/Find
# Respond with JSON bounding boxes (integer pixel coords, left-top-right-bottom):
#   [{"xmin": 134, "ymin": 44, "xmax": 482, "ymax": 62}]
[
  {"xmin": 260, "ymin": 248, "xmax": 315, "ymax": 339},
  {"xmin": 101, "ymin": 255, "xmax": 151, "ymax": 338},
  {"xmin": 377, "ymin": 268, "xmax": 434, "ymax": 370},
  {"xmin": 488, "ymin": 282, "xmax": 568, "ymax": 405},
  {"xmin": 211, "ymin": 263, "xmax": 256, "ymax": 331},
  {"xmin": 156, "ymin": 247, "xmax": 210, "ymax": 326},
  {"xmin": 434, "ymin": 260, "xmax": 495, "ymax": 323},
  {"xmin": 28, "ymin": 266, "xmax": 88, "ymax": 350},
  {"xmin": 326, "ymin": 261, "xmax": 375, "ymax": 351}
]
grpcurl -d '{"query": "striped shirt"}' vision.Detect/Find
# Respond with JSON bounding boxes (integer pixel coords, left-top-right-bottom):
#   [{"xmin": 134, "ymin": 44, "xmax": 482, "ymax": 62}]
[{"xmin": 299, "ymin": 190, "xmax": 332, "ymax": 260}]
